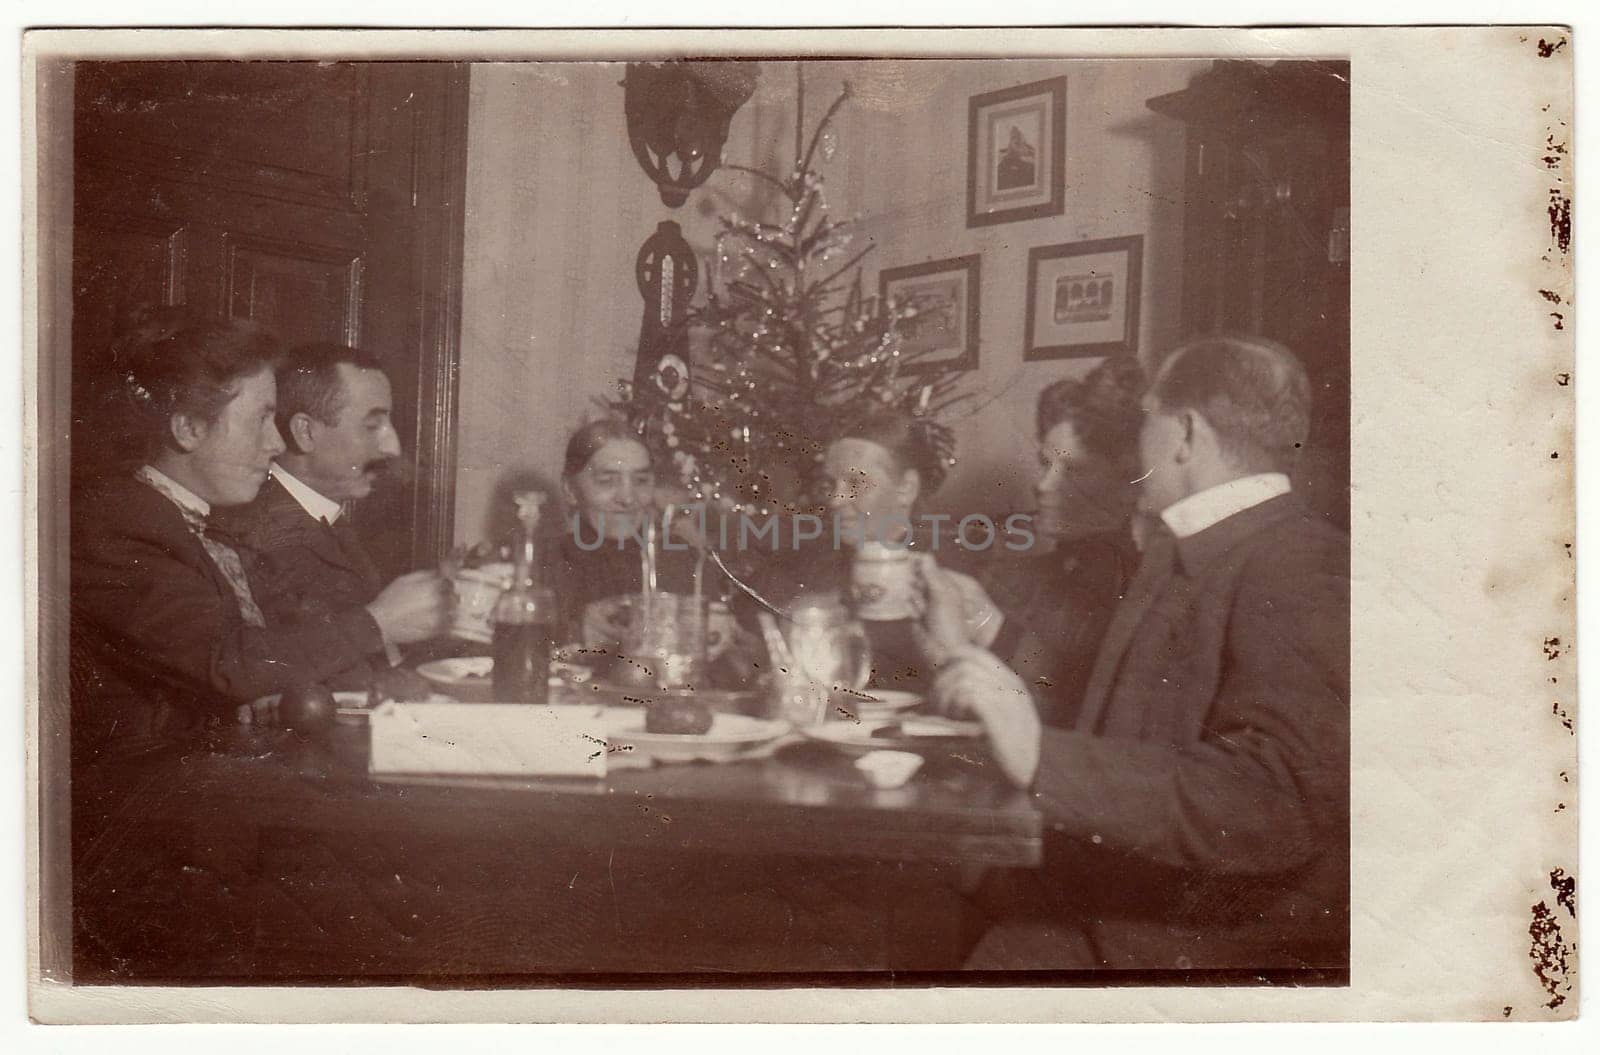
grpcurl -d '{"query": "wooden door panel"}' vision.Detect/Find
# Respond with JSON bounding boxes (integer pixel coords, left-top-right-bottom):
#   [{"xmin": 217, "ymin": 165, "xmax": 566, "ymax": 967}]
[
  {"xmin": 75, "ymin": 61, "xmax": 370, "ymax": 210},
  {"xmin": 72, "ymin": 60, "xmax": 466, "ymax": 569},
  {"xmin": 72, "ymin": 211, "xmax": 188, "ymax": 357},
  {"xmin": 351, "ymin": 62, "xmax": 470, "ymax": 571},
  {"xmin": 224, "ymin": 232, "xmax": 362, "ymax": 347},
  {"xmin": 70, "ymin": 212, "xmax": 191, "ymax": 482}
]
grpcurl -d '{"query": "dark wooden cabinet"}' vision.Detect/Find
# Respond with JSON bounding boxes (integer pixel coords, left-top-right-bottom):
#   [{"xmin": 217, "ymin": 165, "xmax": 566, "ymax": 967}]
[
  {"xmin": 71, "ymin": 61, "xmax": 469, "ymax": 571},
  {"xmin": 1149, "ymin": 60, "xmax": 1350, "ymax": 529}
]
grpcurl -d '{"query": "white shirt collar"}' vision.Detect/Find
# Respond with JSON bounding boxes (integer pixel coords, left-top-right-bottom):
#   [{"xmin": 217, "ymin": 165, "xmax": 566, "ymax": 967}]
[
  {"xmin": 135, "ymin": 464, "xmax": 210, "ymax": 520},
  {"xmin": 1159, "ymin": 473, "xmax": 1292, "ymax": 540},
  {"xmin": 270, "ymin": 464, "xmax": 345, "ymax": 524}
]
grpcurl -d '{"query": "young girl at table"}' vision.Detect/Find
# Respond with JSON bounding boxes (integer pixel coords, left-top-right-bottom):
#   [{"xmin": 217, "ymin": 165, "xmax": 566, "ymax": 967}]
[{"xmin": 70, "ymin": 310, "xmax": 452, "ymax": 766}]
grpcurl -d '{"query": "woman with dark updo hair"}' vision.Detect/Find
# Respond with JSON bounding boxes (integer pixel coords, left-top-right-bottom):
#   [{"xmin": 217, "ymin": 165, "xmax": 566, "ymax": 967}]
[
  {"xmin": 973, "ymin": 356, "xmax": 1149, "ymax": 727},
  {"xmin": 1031, "ymin": 357, "xmax": 1147, "ymax": 547},
  {"xmin": 819, "ymin": 404, "xmax": 948, "ymax": 549}
]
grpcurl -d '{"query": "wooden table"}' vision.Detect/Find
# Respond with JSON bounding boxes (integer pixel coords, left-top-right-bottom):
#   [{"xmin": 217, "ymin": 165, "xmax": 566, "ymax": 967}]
[
  {"xmin": 216, "ymin": 721, "xmax": 1042, "ymax": 866},
  {"xmin": 74, "ymin": 718, "xmax": 1044, "ymax": 980}
]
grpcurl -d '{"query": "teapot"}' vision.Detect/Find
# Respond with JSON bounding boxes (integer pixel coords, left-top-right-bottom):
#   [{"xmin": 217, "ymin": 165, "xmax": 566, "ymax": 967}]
[{"xmin": 782, "ymin": 592, "xmax": 871, "ymax": 693}]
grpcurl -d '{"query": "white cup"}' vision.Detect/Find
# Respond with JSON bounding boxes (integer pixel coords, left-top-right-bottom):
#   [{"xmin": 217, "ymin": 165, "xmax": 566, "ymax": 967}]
[
  {"xmin": 451, "ymin": 562, "xmax": 513, "ymax": 644},
  {"xmin": 850, "ymin": 540, "xmax": 917, "ymax": 621}
]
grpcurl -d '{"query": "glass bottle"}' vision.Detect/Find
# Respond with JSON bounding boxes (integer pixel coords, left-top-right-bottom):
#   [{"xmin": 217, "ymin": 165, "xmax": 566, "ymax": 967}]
[{"xmin": 492, "ymin": 491, "xmax": 556, "ymax": 704}]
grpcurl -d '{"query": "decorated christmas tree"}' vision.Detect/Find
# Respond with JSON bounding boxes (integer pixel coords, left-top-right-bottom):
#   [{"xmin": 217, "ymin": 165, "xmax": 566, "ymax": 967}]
[{"xmin": 615, "ymin": 82, "xmax": 969, "ymax": 525}]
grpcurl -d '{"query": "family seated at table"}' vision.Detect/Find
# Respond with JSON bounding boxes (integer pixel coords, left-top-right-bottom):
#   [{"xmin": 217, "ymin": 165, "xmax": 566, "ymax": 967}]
[{"xmin": 69, "ymin": 310, "xmax": 1348, "ymax": 973}]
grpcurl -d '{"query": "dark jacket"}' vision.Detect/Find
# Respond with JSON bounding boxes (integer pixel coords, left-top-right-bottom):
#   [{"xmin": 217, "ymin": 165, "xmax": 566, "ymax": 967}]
[
  {"xmin": 989, "ymin": 493, "xmax": 1350, "ymax": 971},
  {"xmin": 983, "ymin": 528, "xmax": 1139, "ymax": 728},
  {"xmin": 218, "ymin": 474, "xmax": 388, "ymax": 687},
  {"xmin": 70, "ymin": 474, "xmax": 386, "ymax": 763}
]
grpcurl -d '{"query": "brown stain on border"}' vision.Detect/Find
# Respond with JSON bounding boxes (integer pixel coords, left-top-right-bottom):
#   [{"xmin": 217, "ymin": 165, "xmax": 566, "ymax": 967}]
[
  {"xmin": 1529, "ymin": 868, "xmax": 1575, "ymax": 1009},
  {"xmin": 1550, "ymin": 867, "xmax": 1575, "ymax": 918},
  {"xmin": 1551, "ymin": 702, "xmax": 1573, "ymax": 734},
  {"xmin": 1547, "ymin": 190, "xmax": 1571, "ymax": 253}
]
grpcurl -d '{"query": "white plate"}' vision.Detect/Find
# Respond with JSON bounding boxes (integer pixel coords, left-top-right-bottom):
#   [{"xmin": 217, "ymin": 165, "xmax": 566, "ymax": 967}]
[
  {"xmin": 602, "ymin": 707, "xmax": 791, "ymax": 764},
  {"xmin": 419, "ymin": 655, "xmax": 592, "ymax": 692},
  {"xmin": 833, "ymin": 689, "xmax": 925, "ymax": 721},
  {"xmin": 417, "ymin": 656, "xmax": 495, "ymax": 689},
  {"xmin": 800, "ymin": 716, "xmax": 984, "ymax": 756}
]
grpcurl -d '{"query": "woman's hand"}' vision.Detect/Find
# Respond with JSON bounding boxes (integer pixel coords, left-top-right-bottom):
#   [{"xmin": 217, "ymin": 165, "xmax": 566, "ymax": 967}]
[
  {"xmin": 910, "ymin": 555, "xmax": 1004, "ymax": 666},
  {"xmin": 931, "ymin": 649, "xmax": 1041, "ymax": 788}
]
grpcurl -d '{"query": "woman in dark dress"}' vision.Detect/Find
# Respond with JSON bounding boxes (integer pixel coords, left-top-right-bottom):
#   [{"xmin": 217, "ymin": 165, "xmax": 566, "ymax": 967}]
[
  {"xmin": 977, "ymin": 357, "xmax": 1148, "ymax": 727},
  {"xmin": 69, "ymin": 313, "xmax": 453, "ymax": 975},
  {"xmin": 907, "ymin": 358, "xmax": 1151, "ymax": 964}
]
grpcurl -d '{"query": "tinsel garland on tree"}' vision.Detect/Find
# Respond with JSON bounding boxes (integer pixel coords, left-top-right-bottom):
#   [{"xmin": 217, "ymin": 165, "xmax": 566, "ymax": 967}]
[{"xmin": 613, "ymin": 83, "xmax": 970, "ymax": 522}]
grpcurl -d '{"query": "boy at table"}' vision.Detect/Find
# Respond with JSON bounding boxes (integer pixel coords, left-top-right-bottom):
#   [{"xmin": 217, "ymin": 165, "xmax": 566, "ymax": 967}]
[{"xmin": 925, "ymin": 336, "xmax": 1350, "ymax": 974}]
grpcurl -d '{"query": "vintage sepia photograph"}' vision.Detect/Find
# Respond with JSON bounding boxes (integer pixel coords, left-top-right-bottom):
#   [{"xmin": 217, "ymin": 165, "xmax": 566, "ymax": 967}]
[
  {"xmin": 18, "ymin": 23, "xmax": 1576, "ymax": 1027},
  {"xmin": 39, "ymin": 46, "xmax": 1352, "ymax": 985}
]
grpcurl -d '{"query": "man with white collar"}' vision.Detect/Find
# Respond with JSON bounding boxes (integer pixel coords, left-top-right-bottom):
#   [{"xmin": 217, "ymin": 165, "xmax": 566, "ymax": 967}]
[
  {"xmin": 221, "ymin": 343, "xmax": 451, "ymax": 687},
  {"xmin": 933, "ymin": 336, "xmax": 1350, "ymax": 973}
]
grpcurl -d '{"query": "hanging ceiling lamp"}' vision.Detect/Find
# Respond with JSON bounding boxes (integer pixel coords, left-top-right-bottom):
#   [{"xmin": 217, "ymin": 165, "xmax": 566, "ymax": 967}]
[{"xmin": 622, "ymin": 60, "xmax": 759, "ymax": 207}]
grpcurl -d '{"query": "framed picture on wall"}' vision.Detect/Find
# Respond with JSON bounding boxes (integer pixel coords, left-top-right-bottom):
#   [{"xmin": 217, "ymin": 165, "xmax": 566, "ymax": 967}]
[
  {"xmin": 966, "ymin": 76, "xmax": 1067, "ymax": 228},
  {"xmin": 1024, "ymin": 235, "xmax": 1144, "ymax": 360},
  {"xmin": 879, "ymin": 254, "xmax": 981, "ymax": 373}
]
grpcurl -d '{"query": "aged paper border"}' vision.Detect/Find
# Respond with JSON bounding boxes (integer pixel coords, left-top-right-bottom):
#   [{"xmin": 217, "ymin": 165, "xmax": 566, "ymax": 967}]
[{"xmin": 18, "ymin": 21, "xmax": 1579, "ymax": 1026}]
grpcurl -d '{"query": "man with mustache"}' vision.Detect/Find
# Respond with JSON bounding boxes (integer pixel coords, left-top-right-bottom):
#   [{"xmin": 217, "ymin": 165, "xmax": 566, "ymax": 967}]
[{"xmin": 220, "ymin": 342, "xmax": 451, "ymax": 688}]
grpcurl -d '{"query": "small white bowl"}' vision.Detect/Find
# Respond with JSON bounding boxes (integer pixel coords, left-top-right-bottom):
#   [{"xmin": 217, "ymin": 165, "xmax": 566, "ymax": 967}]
[{"xmin": 854, "ymin": 749, "xmax": 925, "ymax": 789}]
